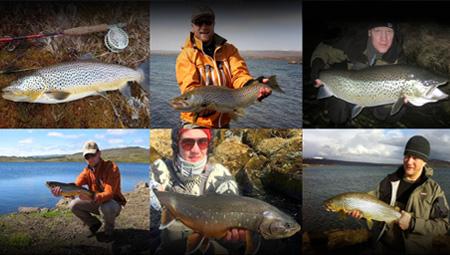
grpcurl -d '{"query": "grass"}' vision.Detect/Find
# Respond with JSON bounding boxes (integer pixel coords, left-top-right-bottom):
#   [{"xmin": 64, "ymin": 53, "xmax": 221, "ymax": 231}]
[{"xmin": 0, "ymin": 233, "xmax": 32, "ymax": 248}]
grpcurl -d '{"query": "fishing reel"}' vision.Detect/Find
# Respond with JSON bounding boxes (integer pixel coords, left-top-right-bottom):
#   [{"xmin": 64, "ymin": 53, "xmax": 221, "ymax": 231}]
[{"xmin": 104, "ymin": 25, "xmax": 129, "ymax": 53}]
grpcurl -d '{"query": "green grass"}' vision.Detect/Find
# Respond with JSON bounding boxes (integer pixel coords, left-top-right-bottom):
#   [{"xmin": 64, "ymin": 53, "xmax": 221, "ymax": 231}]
[
  {"xmin": 0, "ymin": 233, "xmax": 32, "ymax": 248},
  {"xmin": 39, "ymin": 210, "xmax": 72, "ymax": 218}
]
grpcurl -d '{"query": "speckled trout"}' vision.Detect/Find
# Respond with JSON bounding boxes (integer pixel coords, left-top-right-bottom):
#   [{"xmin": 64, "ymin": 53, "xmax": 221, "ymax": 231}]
[
  {"xmin": 2, "ymin": 61, "xmax": 144, "ymax": 103},
  {"xmin": 170, "ymin": 75, "xmax": 283, "ymax": 121},
  {"xmin": 317, "ymin": 65, "xmax": 448, "ymax": 118},
  {"xmin": 46, "ymin": 181, "xmax": 94, "ymax": 198},
  {"xmin": 154, "ymin": 190, "xmax": 300, "ymax": 254},
  {"xmin": 323, "ymin": 192, "xmax": 401, "ymax": 229}
]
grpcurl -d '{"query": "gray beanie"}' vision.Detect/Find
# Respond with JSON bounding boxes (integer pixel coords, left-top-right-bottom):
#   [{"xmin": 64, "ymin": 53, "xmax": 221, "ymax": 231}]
[{"xmin": 404, "ymin": 135, "xmax": 430, "ymax": 162}]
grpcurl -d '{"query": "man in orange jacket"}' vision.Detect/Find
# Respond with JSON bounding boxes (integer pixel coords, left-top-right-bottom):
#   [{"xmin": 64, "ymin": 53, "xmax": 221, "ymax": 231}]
[
  {"xmin": 51, "ymin": 141, "xmax": 126, "ymax": 241},
  {"xmin": 176, "ymin": 6, "xmax": 272, "ymax": 128}
]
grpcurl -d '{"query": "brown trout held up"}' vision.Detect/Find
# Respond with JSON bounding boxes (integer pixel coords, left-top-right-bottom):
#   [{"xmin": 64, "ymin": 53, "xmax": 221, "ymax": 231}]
[
  {"xmin": 169, "ymin": 75, "xmax": 284, "ymax": 122},
  {"xmin": 154, "ymin": 190, "xmax": 300, "ymax": 255},
  {"xmin": 324, "ymin": 192, "xmax": 401, "ymax": 229},
  {"xmin": 46, "ymin": 181, "xmax": 94, "ymax": 198}
]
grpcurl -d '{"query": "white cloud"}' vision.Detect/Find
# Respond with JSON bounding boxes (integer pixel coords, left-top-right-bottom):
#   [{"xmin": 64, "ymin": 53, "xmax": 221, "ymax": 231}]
[
  {"xmin": 107, "ymin": 139, "xmax": 124, "ymax": 144},
  {"xmin": 133, "ymin": 138, "xmax": 144, "ymax": 144},
  {"xmin": 106, "ymin": 130, "xmax": 135, "ymax": 136},
  {"xmin": 95, "ymin": 134, "xmax": 105, "ymax": 139},
  {"xmin": 18, "ymin": 138, "xmax": 33, "ymax": 144},
  {"xmin": 48, "ymin": 132, "xmax": 84, "ymax": 139}
]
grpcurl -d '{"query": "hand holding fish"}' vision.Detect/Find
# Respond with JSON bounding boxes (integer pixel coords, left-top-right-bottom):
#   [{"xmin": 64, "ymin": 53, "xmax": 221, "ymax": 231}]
[
  {"xmin": 346, "ymin": 209, "xmax": 363, "ymax": 220},
  {"xmin": 257, "ymin": 80, "xmax": 272, "ymax": 102},
  {"xmin": 224, "ymin": 228, "xmax": 247, "ymax": 242},
  {"xmin": 51, "ymin": 186, "xmax": 62, "ymax": 197},
  {"xmin": 397, "ymin": 210, "xmax": 412, "ymax": 230}
]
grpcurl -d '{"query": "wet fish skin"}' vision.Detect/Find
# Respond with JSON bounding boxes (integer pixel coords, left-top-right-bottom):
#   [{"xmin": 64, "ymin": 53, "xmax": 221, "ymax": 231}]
[
  {"xmin": 154, "ymin": 190, "xmax": 300, "ymax": 240},
  {"xmin": 324, "ymin": 192, "xmax": 401, "ymax": 229},
  {"xmin": 46, "ymin": 181, "xmax": 94, "ymax": 198},
  {"xmin": 317, "ymin": 64, "xmax": 448, "ymax": 118},
  {"xmin": 169, "ymin": 75, "xmax": 283, "ymax": 116},
  {"xmin": 2, "ymin": 61, "xmax": 144, "ymax": 104}
]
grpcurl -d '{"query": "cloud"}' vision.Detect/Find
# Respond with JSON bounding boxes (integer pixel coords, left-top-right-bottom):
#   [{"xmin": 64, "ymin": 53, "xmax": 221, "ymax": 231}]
[
  {"xmin": 18, "ymin": 138, "xmax": 33, "ymax": 144},
  {"xmin": 133, "ymin": 138, "xmax": 144, "ymax": 144},
  {"xmin": 48, "ymin": 132, "xmax": 84, "ymax": 139},
  {"xmin": 303, "ymin": 129, "xmax": 450, "ymax": 164},
  {"xmin": 106, "ymin": 130, "xmax": 135, "ymax": 136},
  {"xmin": 107, "ymin": 139, "xmax": 124, "ymax": 144},
  {"xmin": 95, "ymin": 134, "xmax": 105, "ymax": 139}
]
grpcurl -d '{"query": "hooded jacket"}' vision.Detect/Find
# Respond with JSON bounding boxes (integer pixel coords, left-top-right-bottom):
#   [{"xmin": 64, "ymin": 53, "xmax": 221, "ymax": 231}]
[
  {"xmin": 176, "ymin": 33, "xmax": 253, "ymax": 128},
  {"xmin": 370, "ymin": 165, "xmax": 449, "ymax": 254}
]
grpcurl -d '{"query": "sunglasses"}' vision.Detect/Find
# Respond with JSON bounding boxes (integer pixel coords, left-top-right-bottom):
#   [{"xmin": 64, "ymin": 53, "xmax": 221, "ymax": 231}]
[
  {"xmin": 180, "ymin": 138, "xmax": 209, "ymax": 150},
  {"xmin": 194, "ymin": 19, "xmax": 213, "ymax": 26},
  {"xmin": 84, "ymin": 153, "xmax": 96, "ymax": 160}
]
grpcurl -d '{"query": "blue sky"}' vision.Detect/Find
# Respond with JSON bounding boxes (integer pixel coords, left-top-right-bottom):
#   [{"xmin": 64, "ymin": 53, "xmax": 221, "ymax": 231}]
[
  {"xmin": 151, "ymin": 1, "xmax": 302, "ymax": 51},
  {"xmin": 304, "ymin": 129, "xmax": 450, "ymax": 164},
  {"xmin": 0, "ymin": 129, "xmax": 149, "ymax": 157}
]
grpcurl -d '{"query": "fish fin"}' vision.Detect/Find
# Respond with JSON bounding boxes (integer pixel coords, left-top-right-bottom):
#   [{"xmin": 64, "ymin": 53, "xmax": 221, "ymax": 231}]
[
  {"xmin": 245, "ymin": 231, "xmax": 261, "ymax": 255},
  {"xmin": 265, "ymin": 75, "xmax": 284, "ymax": 93},
  {"xmin": 185, "ymin": 233, "xmax": 208, "ymax": 255},
  {"xmin": 406, "ymin": 96, "xmax": 434, "ymax": 106},
  {"xmin": 159, "ymin": 208, "xmax": 176, "ymax": 230},
  {"xmin": 351, "ymin": 105, "xmax": 364, "ymax": 118},
  {"xmin": 391, "ymin": 97, "xmax": 404, "ymax": 115},
  {"xmin": 44, "ymin": 91, "xmax": 71, "ymax": 100},
  {"xmin": 317, "ymin": 86, "xmax": 333, "ymax": 99},
  {"xmin": 137, "ymin": 60, "xmax": 149, "ymax": 92},
  {"xmin": 426, "ymin": 86, "xmax": 448, "ymax": 100},
  {"xmin": 119, "ymin": 84, "xmax": 132, "ymax": 98},
  {"xmin": 366, "ymin": 218, "xmax": 373, "ymax": 230}
]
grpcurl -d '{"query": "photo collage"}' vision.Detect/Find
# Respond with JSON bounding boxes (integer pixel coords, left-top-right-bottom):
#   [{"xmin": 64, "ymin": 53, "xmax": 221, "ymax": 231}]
[{"xmin": 0, "ymin": 1, "xmax": 449, "ymax": 255}]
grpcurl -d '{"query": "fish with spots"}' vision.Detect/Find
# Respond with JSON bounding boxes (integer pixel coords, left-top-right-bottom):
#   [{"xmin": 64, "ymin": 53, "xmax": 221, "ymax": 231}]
[
  {"xmin": 2, "ymin": 61, "xmax": 144, "ymax": 103},
  {"xmin": 154, "ymin": 190, "xmax": 300, "ymax": 255},
  {"xmin": 169, "ymin": 75, "xmax": 284, "ymax": 122},
  {"xmin": 316, "ymin": 64, "xmax": 448, "ymax": 118}
]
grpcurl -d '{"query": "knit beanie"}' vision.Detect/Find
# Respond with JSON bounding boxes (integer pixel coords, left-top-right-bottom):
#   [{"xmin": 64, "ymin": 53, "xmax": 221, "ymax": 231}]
[{"xmin": 404, "ymin": 135, "xmax": 430, "ymax": 162}]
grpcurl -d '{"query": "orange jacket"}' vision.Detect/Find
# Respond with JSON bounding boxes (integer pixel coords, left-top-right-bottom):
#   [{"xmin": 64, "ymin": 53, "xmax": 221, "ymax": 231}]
[
  {"xmin": 75, "ymin": 158, "xmax": 126, "ymax": 206},
  {"xmin": 176, "ymin": 33, "xmax": 253, "ymax": 128}
]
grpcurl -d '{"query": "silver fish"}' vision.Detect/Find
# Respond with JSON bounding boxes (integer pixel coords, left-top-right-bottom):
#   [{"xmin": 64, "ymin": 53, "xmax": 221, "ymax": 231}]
[
  {"xmin": 2, "ymin": 61, "xmax": 144, "ymax": 104},
  {"xmin": 317, "ymin": 64, "xmax": 448, "ymax": 118}
]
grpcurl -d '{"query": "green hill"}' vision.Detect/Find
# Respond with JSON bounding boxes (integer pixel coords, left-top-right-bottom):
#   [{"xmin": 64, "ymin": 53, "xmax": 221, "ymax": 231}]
[{"xmin": 0, "ymin": 147, "xmax": 149, "ymax": 163}]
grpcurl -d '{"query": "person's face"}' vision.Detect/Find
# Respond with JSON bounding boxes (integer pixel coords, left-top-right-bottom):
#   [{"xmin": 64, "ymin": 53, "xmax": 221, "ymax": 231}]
[
  {"xmin": 179, "ymin": 129, "xmax": 209, "ymax": 163},
  {"xmin": 403, "ymin": 154, "xmax": 425, "ymax": 180},
  {"xmin": 192, "ymin": 17, "xmax": 215, "ymax": 44},
  {"xmin": 85, "ymin": 151, "xmax": 101, "ymax": 167},
  {"xmin": 369, "ymin": 26, "xmax": 394, "ymax": 54}
]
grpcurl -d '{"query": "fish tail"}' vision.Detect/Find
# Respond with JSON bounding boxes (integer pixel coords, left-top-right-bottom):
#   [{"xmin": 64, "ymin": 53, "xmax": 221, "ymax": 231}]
[
  {"xmin": 265, "ymin": 75, "xmax": 284, "ymax": 93},
  {"xmin": 136, "ymin": 60, "xmax": 149, "ymax": 93}
]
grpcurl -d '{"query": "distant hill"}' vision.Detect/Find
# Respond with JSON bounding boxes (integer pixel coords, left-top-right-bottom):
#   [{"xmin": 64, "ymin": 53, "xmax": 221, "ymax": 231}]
[
  {"xmin": 0, "ymin": 147, "xmax": 149, "ymax": 163},
  {"xmin": 304, "ymin": 158, "xmax": 396, "ymax": 167},
  {"xmin": 304, "ymin": 158, "xmax": 450, "ymax": 168},
  {"xmin": 151, "ymin": 50, "xmax": 302, "ymax": 63}
]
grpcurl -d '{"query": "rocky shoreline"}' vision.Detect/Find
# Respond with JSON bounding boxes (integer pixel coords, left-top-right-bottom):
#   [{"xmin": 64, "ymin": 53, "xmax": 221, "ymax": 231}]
[{"xmin": 0, "ymin": 182, "xmax": 150, "ymax": 255}]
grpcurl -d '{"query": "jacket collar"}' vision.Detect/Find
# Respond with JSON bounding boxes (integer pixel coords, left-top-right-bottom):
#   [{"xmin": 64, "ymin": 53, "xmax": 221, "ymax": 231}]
[{"xmin": 183, "ymin": 32, "xmax": 227, "ymax": 51}]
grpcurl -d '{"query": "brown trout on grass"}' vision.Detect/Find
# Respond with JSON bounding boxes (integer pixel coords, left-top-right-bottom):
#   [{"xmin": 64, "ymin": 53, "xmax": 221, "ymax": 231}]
[
  {"xmin": 324, "ymin": 192, "xmax": 401, "ymax": 229},
  {"xmin": 154, "ymin": 190, "xmax": 300, "ymax": 255},
  {"xmin": 169, "ymin": 75, "xmax": 284, "ymax": 122},
  {"xmin": 46, "ymin": 181, "xmax": 94, "ymax": 198}
]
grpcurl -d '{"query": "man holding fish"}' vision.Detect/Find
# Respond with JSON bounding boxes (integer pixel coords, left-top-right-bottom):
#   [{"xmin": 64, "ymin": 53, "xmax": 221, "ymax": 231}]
[
  {"xmin": 311, "ymin": 21, "xmax": 405, "ymax": 126},
  {"xmin": 50, "ymin": 141, "xmax": 126, "ymax": 241},
  {"xmin": 345, "ymin": 136, "xmax": 449, "ymax": 254},
  {"xmin": 150, "ymin": 128, "xmax": 246, "ymax": 254},
  {"xmin": 175, "ymin": 6, "xmax": 273, "ymax": 128}
]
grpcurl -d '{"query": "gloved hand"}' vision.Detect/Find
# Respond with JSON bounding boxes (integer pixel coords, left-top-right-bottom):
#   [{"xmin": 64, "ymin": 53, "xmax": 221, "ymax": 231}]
[{"xmin": 311, "ymin": 58, "xmax": 325, "ymax": 81}]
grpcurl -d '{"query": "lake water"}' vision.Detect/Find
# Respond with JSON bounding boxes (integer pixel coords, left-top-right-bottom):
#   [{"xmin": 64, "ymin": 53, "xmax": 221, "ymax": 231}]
[
  {"xmin": 0, "ymin": 162, "xmax": 148, "ymax": 214},
  {"xmin": 303, "ymin": 164, "xmax": 450, "ymax": 233},
  {"xmin": 150, "ymin": 54, "xmax": 302, "ymax": 128}
]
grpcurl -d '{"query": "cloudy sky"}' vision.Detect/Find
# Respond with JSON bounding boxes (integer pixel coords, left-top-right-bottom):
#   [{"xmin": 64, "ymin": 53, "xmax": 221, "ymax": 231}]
[
  {"xmin": 0, "ymin": 129, "xmax": 149, "ymax": 157},
  {"xmin": 304, "ymin": 129, "xmax": 450, "ymax": 164},
  {"xmin": 151, "ymin": 1, "xmax": 302, "ymax": 51}
]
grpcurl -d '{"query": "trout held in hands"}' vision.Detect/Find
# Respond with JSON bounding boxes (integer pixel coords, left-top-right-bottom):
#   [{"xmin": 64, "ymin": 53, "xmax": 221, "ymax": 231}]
[
  {"xmin": 170, "ymin": 75, "xmax": 283, "ymax": 120},
  {"xmin": 323, "ymin": 192, "xmax": 401, "ymax": 229},
  {"xmin": 317, "ymin": 65, "xmax": 448, "ymax": 118},
  {"xmin": 46, "ymin": 181, "xmax": 94, "ymax": 198},
  {"xmin": 2, "ymin": 61, "xmax": 144, "ymax": 104},
  {"xmin": 154, "ymin": 190, "xmax": 300, "ymax": 254}
]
